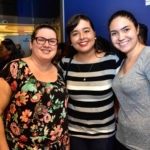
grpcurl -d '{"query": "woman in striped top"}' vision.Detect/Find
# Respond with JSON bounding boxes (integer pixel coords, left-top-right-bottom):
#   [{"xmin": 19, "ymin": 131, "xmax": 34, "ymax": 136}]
[{"xmin": 59, "ymin": 14, "xmax": 121, "ymax": 150}]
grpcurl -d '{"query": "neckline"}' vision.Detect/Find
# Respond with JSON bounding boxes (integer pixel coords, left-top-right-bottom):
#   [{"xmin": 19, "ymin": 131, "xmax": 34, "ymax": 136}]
[
  {"xmin": 72, "ymin": 53, "xmax": 108, "ymax": 64},
  {"xmin": 20, "ymin": 59, "xmax": 58, "ymax": 83},
  {"xmin": 118, "ymin": 46, "xmax": 146, "ymax": 78}
]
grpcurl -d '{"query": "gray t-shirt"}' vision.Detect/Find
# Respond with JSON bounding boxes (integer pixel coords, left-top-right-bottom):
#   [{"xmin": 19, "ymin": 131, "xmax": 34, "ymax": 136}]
[{"xmin": 112, "ymin": 46, "xmax": 150, "ymax": 150}]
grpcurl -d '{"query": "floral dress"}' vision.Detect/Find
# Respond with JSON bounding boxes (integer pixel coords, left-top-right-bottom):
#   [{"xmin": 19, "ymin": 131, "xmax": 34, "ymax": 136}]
[{"xmin": 0, "ymin": 60, "xmax": 69, "ymax": 150}]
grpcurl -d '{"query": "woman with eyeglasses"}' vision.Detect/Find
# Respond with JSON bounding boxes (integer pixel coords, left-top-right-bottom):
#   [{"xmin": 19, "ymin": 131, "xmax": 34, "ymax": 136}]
[{"xmin": 0, "ymin": 24, "xmax": 69, "ymax": 150}]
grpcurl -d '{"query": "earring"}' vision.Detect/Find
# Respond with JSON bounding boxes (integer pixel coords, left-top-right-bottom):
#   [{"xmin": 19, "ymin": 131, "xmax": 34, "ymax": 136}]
[{"xmin": 94, "ymin": 37, "xmax": 97, "ymax": 40}]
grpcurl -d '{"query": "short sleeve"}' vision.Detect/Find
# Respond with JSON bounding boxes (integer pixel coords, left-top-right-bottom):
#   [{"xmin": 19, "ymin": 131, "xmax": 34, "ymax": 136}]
[
  {"xmin": 114, "ymin": 54, "xmax": 122, "ymax": 75},
  {"xmin": 58, "ymin": 58, "xmax": 66, "ymax": 72},
  {"xmin": 58, "ymin": 57, "xmax": 73, "ymax": 83},
  {"xmin": 0, "ymin": 61, "xmax": 19, "ymax": 86},
  {"xmin": 58, "ymin": 57, "xmax": 69, "ymax": 77},
  {"xmin": 143, "ymin": 52, "xmax": 150, "ymax": 81},
  {"xmin": 55, "ymin": 64, "xmax": 64, "ymax": 80}
]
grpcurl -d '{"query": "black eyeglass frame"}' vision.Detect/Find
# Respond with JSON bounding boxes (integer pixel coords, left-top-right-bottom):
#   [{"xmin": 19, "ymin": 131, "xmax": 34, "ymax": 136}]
[{"xmin": 34, "ymin": 37, "xmax": 58, "ymax": 46}]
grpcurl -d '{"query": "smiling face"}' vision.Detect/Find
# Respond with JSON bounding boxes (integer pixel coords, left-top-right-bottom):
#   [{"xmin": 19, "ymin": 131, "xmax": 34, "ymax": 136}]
[
  {"xmin": 70, "ymin": 19, "xmax": 96, "ymax": 54},
  {"xmin": 109, "ymin": 16, "xmax": 139, "ymax": 54},
  {"xmin": 30, "ymin": 28, "xmax": 57, "ymax": 62}
]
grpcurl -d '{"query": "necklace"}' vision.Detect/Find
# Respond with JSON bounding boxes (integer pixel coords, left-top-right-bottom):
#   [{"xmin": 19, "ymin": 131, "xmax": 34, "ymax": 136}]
[{"xmin": 77, "ymin": 63, "xmax": 94, "ymax": 82}]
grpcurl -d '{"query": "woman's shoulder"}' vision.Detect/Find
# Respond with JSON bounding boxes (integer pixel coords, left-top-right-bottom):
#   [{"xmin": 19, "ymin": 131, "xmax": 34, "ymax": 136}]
[
  {"xmin": 104, "ymin": 52, "xmax": 120, "ymax": 61},
  {"xmin": 60, "ymin": 56, "xmax": 73, "ymax": 64},
  {"xmin": 8, "ymin": 58, "xmax": 26, "ymax": 65},
  {"xmin": 143, "ymin": 46, "xmax": 150, "ymax": 54},
  {"xmin": 1, "ymin": 59, "xmax": 24, "ymax": 70},
  {"xmin": 61, "ymin": 56, "xmax": 72, "ymax": 60},
  {"xmin": 138, "ymin": 46, "xmax": 150, "ymax": 62},
  {"xmin": 138, "ymin": 46, "xmax": 150, "ymax": 60}
]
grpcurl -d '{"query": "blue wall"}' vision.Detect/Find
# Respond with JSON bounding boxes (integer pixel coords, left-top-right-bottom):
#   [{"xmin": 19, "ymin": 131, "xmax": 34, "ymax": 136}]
[{"xmin": 64, "ymin": 0, "xmax": 150, "ymax": 45}]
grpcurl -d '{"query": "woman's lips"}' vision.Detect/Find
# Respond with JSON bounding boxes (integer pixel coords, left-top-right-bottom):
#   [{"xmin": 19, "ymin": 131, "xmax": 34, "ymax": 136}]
[{"xmin": 78, "ymin": 41, "xmax": 88, "ymax": 47}]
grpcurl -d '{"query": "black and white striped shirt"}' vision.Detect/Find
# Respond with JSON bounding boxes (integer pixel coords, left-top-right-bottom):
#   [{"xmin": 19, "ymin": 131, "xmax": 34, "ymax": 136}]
[{"xmin": 59, "ymin": 54, "xmax": 120, "ymax": 139}]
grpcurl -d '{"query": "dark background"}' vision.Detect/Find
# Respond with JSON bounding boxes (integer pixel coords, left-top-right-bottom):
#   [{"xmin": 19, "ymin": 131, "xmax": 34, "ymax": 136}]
[{"xmin": 0, "ymin": 0, "xmax": 60, "ymax": 23}]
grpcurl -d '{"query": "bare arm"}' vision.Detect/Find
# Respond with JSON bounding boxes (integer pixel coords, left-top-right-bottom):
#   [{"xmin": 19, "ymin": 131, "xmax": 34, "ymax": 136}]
[{"xmin": 0, "ymin": 78, "xmax": 12, "ymax": 150}]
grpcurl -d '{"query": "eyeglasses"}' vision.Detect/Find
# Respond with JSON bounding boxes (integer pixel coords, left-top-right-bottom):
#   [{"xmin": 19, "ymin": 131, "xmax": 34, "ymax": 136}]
[{"xmin": 34, "ymin": 37, "xmax": 58, "ymax": 46}]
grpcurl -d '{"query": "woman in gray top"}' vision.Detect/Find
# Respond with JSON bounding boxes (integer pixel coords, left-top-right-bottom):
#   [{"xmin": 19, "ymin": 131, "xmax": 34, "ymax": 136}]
[{"xmin": 108, "ymin": 10, "xmax": 150, "ymax": 150}]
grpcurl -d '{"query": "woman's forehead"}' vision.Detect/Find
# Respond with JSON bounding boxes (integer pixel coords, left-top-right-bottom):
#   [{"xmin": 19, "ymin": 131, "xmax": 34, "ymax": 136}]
[{"xmin": 36, "ymin": 28, "xmax": 57, "ymax": 37}]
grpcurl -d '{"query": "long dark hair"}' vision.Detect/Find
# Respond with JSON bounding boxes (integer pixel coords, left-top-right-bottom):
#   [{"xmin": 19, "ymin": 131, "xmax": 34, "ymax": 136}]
[
  {"xmin": 138, "ymin": 23, "xmax": 148, "ymax": 45},
  {"xmin": 1, "ymin": 38, "xmax": 22, "ymax": 60},
  {"xmin": 108, "ymin": 10, "xmax": 138, "ymax": 31},
  {"xmin": 65, "ymin": 14, "xmax": 113, "ymax": 57}
]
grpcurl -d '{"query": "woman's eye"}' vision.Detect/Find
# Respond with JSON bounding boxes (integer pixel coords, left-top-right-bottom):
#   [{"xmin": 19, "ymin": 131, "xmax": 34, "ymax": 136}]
[
  {"xmin": 39, "ymin": 39, "xmax": 45, "ymax": 42},
  {"xmin": 71, "ymin": 32, "xmax": 78, "ymax": 36},
  {"xmin": 84, "ymin": 29, "xmax": 90, "ymax": 33},
  {"xmin": 111, "ymin": 32, "xmax": 117, "ymax": 36},
  {"xmin": 124, "ymin": 28, "xmax": 129, "ymax": 32}
]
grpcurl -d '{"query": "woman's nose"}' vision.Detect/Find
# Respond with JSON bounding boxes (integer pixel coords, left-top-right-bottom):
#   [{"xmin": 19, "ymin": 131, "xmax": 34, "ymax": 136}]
[
  {"xmin": 44, "ymin": 40, "xmax": 50, "ymax": 46},
  {"xmin": 79, "ymin": 32, "xmax": 85, "ymax": 39},
  {"xmin": 118, "ymin": 33, "xmax": 125, "ymax": 41}
]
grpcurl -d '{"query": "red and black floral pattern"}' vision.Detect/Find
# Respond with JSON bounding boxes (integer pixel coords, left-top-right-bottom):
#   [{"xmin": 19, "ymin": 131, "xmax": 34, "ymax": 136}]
[{"xmin": 0, "ymin": 60, "xmax": 69, "ymax": 150}]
